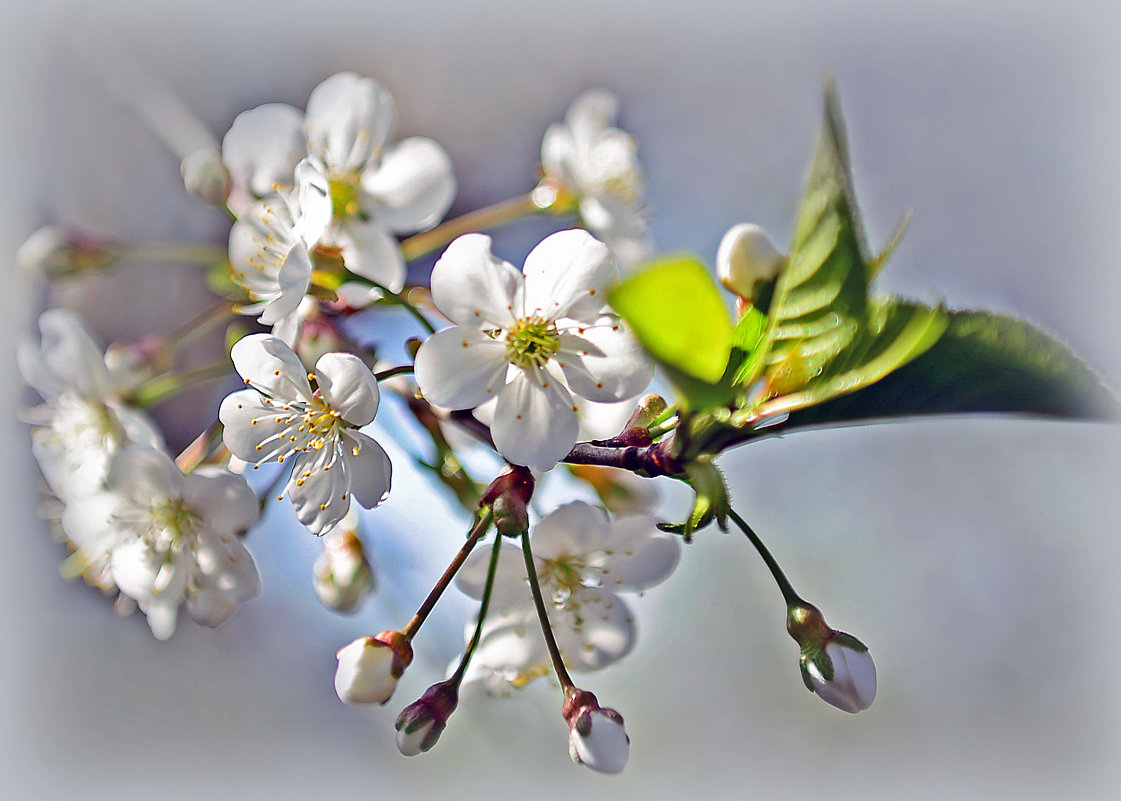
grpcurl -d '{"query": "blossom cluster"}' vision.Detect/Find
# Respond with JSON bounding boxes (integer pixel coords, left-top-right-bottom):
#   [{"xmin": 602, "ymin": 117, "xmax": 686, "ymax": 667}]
[{"xmin": 17, "ymin": 70, "xmax": 894, "ymax": 775}]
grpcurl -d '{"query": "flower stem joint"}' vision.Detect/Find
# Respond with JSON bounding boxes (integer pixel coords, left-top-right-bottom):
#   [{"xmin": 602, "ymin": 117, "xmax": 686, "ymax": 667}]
[
  {"xmin": 787, "ymin": 602, "xmax": 876, "ymax": 714},
  {"xmin": 394, "ymin": 679, "xmax": 459, "ymax": 756},
  {"xmin": 563, "ymin": 688, "xmax": 630, "ymax": 775},
  {"xmin": 334, "ymin": 630, "xmax": 414, "ymax": 706},
  {"xmin": 481, "ymin": 465, "xmax": 535, "ymax": 538}
]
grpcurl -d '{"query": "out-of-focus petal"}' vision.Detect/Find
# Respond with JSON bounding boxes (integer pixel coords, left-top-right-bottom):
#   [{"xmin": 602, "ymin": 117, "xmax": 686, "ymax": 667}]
[{"xmin": 363, "ymin": 137, "xmax": 456, "ymax": 233}]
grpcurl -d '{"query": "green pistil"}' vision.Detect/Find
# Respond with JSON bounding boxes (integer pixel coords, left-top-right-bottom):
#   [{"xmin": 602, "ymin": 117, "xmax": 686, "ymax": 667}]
[
  {"xmin": 150, "ymin": 499, "xmax": 197, "ymax": 536},
  {"xmin": 329, "ymin": 176, "xmax": 363, "ymax": 220},
  {"xmin": 505, "ymin": 315, "xmax": 560, "ymax": 369}
]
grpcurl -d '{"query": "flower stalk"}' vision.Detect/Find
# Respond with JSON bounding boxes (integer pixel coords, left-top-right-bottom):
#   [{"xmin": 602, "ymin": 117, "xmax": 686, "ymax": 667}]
[
  {"xmin": 520, "ymin": 529, "xmax": 575, "ymax": 692},
  {"xmin": 400, "ymin": 192, "xmax": 543, "ymax": 262}
]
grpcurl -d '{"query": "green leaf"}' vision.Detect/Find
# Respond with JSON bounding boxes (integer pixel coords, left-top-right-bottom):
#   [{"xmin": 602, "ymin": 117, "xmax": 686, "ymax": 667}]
[
  {"xmin": 757, "ymin": 298, "xmax": 948, "ymax": 417},
  {"xmin": 758, "ymin": 84, "xmax": 872, "ymax": 393},
  {"xmin": 610, "ymin": 255, "xmax": 734, "ymax": 385},
  {"xmin": 768, "ymin": 310, "xmax": 1120, "ymax": 429},
  {"xmin": 728, "ymin": 306, "xmax": 769, "ymax": 388}
]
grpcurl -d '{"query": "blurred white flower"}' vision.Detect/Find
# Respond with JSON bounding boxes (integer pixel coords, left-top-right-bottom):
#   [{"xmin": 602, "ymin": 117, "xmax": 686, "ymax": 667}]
[
  {"xmin": 219, "ymin": 335, "xmax": 392, "ymax": 535},
  {"xmin": 18, "ymin": 309, "xmax": 163, "ymax": 501},
  {"xmin": 455, "ymin": 501, "xmax": 679, "ymax": 693},
  {"xmin": 312, "ymin": 508, "xmax": 375, "ymax": 614},
  {"xmin": 222, "ymin": 71, "xmax": 456, "ymax": 292},
  {"xmin": 414, "ymin": 230, "xmax": 653, "ymax": 470},
  {"xmin": 180, "ymin": 146, "xmax": 232, "ymax": 206},
  {"xmin": 542, "ymin": 89, "xmax": 649, "ymax": 266},
  {"xmin": 62, "ymin": 445, "xmax": 260, "ymax": 640}
]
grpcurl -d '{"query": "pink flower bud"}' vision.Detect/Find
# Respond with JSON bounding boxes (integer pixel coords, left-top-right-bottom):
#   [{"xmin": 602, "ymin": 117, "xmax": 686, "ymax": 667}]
[
  {"xmin": 334, "ymin": 631, "xmax": 413, "ymax": 706},
  {"xmin": 394, "ymin": 679, "xmax": 458, "ymax": 756}
]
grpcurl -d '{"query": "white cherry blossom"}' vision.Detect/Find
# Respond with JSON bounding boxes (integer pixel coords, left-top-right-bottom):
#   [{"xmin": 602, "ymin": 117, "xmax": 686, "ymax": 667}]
[
  {"xmin": 222, "ymin": 71, "xmax": 456, "ymax": 293},
  {"xmin": 228, "ymin": 160, "xmax": 331, "ymax": 344},
  {"xmin": 219, "ymin": 334, "xmax": 392, "ymax": 535},
  {"xmin": 18, "ymin": 309, "xmax": 162, "ymax": 501},
  {"xmin": 455, "ymin": 502, "xmax": 679, "ymax": 693},
  {"xmin": 542, "ymin": 89, "xmax": 649, "ymax": 266},
  {"xmin": 312, "ymin": 508, "xmax": 376, "ymax": 614},
  {"xmin": 414, "ymin": 230, "xmax": 653, "ymax": 471},
  {"xmin": 62, "ymin": 445, "xmax": 260, "ymax": 640}
]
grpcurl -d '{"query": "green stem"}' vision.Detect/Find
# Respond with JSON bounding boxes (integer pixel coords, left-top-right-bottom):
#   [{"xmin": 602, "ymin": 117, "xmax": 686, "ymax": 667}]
[
  {"xmin": 727, "ymin": 508, "xmax": 805, "ymax": 608},
  {"xmin": 374, "ymin": 364, "xmax": 415, "ymax": 382},
  {"xmin": 400, "ymin": 192, "xmax": 542, "ymax": 262},
  {"xmin": 132, "ymin": 359, "xmax": 232, "ymax": 407},
  {"xmin": 366, "ymin": 280, "xmax": 437, "ymax": 335},
  {"xmin": 165, "ymin": 300, "xmax": 237, "ymax": 355},
  {"xmin": 402, "ymin": 509, "xmax": 494, "ymax": 640},
  {"xmin": 520, "ymin": 530, "xmax": 574, "ymax": 691},
  {"xmin": 116, "ymin": 243, "xmax": 228, "ymax": 266},
  {"xmin": 450, "ymin": 533, "xmax": 505, "ymax": 685}
]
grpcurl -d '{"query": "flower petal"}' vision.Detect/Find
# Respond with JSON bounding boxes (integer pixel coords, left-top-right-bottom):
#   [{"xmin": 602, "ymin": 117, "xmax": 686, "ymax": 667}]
[
  {"xmin": 552, "ymin": 587, "xmax": 635, "ymax": 671},
  {"xmin": 314, "ymin": 352, "xmax": 379, "ymax": 425},
  {"xmin": 305, "ymin": 72, "xmax": 395, "ymax": 172},
  {"xmin": 362, "ymin": 137, "xmax": 456, "ymax": 233},
  {"xmin": 556, "ymin": 318, "xmax": 653, "ymax": 402},
  {"xmin": 429, "ymin": 234, "xmax": 523, "ymax": 328},
  {"xmin": 258, "ymin": 243, "xmax": 312, "ymax": 325},
  {"xmin": 31, "ymin": 309, "xmax": 112, "ymax": 400},
  {"xmin": 106, "ymin": 445, "xmax": 183, "ymax": 508},
  {"xmin": 455, "ymin": 543, "xmax": 528, "ymax": 612},
  {"xmin": 218, "ymin": 390, "xmax": 291, "ymax": 463},
  {"xmin": 522, "ymin": 229, "xmax": 617, "ymax": 323},
  {"xmin": 222, "ymin": 103, "xmax": 307, "ymax": 196},
  {"xmin": 491, "ymin": 369, "xmax": 578, "ymax": 471},
  {"xmin": 341, "ymin": 431, "xmax": 392, "ymax": 509},
  {"xmin": 286, "ymin": 448, "xmax": 351, "ymax": 535},
  {"xmin": 414, "ymin": 327, "xmax": 509, "ymax": 410},
  {"xmin": 530, "ymin": 501, "xmax": 610, "ymax": 562},
  {"xmin": 291, "ymin": 158, "xmax": 332, "ymax": 245},
  {"xmin": 230, "ymin": 334, "xmax": 313, "ymax": 401},
  {"xmin": 331, "ymin": 217, "xmax": 406, "ymax": 293},
  {"xmin": 596, "ymin": 516, "xmax": 680, "ymax": 591},
  {"xmin": 182, "ymin": 469, "xmax": 260, "ymax": 536}
]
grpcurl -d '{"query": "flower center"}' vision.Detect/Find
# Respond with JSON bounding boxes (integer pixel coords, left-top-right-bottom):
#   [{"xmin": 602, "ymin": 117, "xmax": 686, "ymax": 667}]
[
  {"xmin": 149, "ymin": 499, "xmax": 197, "ymax": 538},
  {"xmin": 540, "ymin": 555, "xmax": 588, "ymax": 606},
  {"xmin": 301, "ymin": 398, "xmax": 344, "ymax": 450},
  {"xmin": 505, "ymin": 315, "xmax": 560, "ymax": 369},
  {"xmin": 328, "ymin": 175, "xmax": 364, "ymax": 220}
]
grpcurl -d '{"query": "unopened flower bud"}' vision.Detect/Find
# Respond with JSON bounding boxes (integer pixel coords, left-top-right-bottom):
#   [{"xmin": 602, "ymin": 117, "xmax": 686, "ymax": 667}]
[
  {"xmin": 17, "ymin": 226, "xmax": 116, "ymax": 278},
  {"xmin": 562, "ymin": 689, "xmax": 630, "ymax": 775},
  {"xmin": 788, "ymin": 602, "xmax": 876, "ymax": 713},
  {"xmin": 394, "ymin": 679, "xmax": 459, "ymax": 756},
  {"xmin": 105, "ymin": 335, "xmax": 170, "ymax": 395},
  {"xmin": 716, "ymin": 223, "xmax": 785, "ymax": 300},
  {"xmin": 481, "ymin": 466, "xmax": 535, "ymax": 538},
  {"xmin": 181, "ymin": 147, "xmax": 232, "ymax": 206},
  {"xmin": 313, "ymin": 513, "xmax": 375, "ymax": 614},
  {"xmin": 295, "ymin": 306, "xmax": 345, "ymax": 370},
  {"xmin": 334, "ymin": 630, "xmax": 413, "ymax": 706}
]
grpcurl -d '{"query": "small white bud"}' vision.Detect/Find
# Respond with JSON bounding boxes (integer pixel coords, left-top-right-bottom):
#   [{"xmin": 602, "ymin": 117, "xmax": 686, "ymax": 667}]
[
  {"xmin": 17, "ymin": 226, "xmax": 115, "ymax": 278},
  {"xmin": 394, "ymin": 680, "xmax": 458, "ymax": 756},
  {"xmin": 181, "ymin": 147, "xmax": 232, "ymax": 207},
  {"xmin": 804, "ymin": 638, "xmax": 877, "ymax": 713},
  {"xmin": 313, "ymin": 514, "xmax": 375, "ymax": 614},
  {"xmin": 716, "ymin": 223, "xmax": 785, "ymax": 299},
  {"xmin": 568, "ymin": 707, "xmax": 630, "ymax": 774},
  {"xmin": 334, "ymin": 631, "xmax": 412, "ymax": 706}
]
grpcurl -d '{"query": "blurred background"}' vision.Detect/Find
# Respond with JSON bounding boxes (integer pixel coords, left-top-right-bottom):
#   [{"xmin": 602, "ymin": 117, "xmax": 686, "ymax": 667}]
[{"xmin": 3, "ymin": 1, "xmax": 1120, "ymax": 799}]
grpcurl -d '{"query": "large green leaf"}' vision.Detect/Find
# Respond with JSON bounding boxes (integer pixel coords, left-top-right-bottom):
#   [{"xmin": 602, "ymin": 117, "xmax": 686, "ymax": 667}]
[
  {"xmin": 610, "ymin": 255, "xmax": 734, "ymax": 386},
  {"xmin": 764, "ymin": 310, "xmax": 1119, "ymax": 429}
]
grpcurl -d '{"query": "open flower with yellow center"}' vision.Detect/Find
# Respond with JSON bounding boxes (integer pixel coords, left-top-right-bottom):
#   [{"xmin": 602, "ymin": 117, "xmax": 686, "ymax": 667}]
[
  {"xmin": 541, "ymin": 89, "xmax": 650, "ymax": 267},
  {"xmin": 222, "ymin": 71, "xmax": 456, "ymax": 293},
  {"xmin": 454, "ymin": 502, "xmax": 679, "ymax": 696},
  {"xmin": 414, "ymin": 230, "xmax": 653, "ymax": 471},
  {"xmin": 61, "ymin": 445, "xmax": 260, "ymax": 640},
  {"xmin": 219, "ymin": 334, "xmax": 391, "ymax": 535}
]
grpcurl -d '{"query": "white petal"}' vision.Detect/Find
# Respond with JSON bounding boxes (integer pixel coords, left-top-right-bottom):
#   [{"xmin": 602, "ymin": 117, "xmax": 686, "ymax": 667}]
[
  {"xmin": 540, "ymin": 123, "xmax": 577, "ymax": 186},
  {"xmin": 60, "ymin": 492, "xmax": 125, "ymax": 557},
  {"xmin": 257, "ymin": 244, "xmax": 312, "ymax": 325},
  {"xmin": 305, "ymin": 72, "xmax": 395, "ymax": 172},
  {"xmin": 596, "ymin": 516, "xmax": 680, "ymax": 591},
  {"xmin": 222, "ymin": 103, "xmax": 307, "ymax": 196},
  {"xmin": 553, "ymin": 587, "xmax": 636, "ymax": 671},
  {"xmin": 109, "ymin": 402, "xmax": 164, "ymax": 450},
  {"xmin": 230, "ymin": 334, "xmax": 313, "ymax": 400},
  {"xmin": 565, "ymin": 89, "xmax": 619, "ymax": 152},
  {"xmin": 570, "ymin": 709, "xmax": 629, "ymax": 775},
  {"xmin": 106, "ymin": 446, "xmax": 182, "ymax": 507},
  {"xmin": 331, "ymin": 217, "xmax": 406, "ymax": 293},
  {"xmin": 414, "ymin": 327, "xmax": 509, "ymax": 410},
  {"xmin": 522, "ymin": 229, "xmax": 617, "ymax": 323},
  {"xmin": 362, "ymin": 137, "xmax": 456, "ymax": 233},
  {"xmin": 429, "ymin": 234, "xmax": 523, "ymax": 328},
  {"xmin": 291, "ymin": 158, "xmax": 332, "ymax": 246},
  {"xmin": 182, "ymin": 469, "xmax": 260, "ymax": 535},
  {"xmin": 335, "ymin": 636, "xmax": 400, "ymax": 705},
  {"xmin": 314, "ymin": 352, "xmax": 379, "ymax": 425},
  {"xmin": 33, "ymin": 309, "xmax": 112, "ymax": 400},
  {"xmin": 218, "ymin": 390, "xmax": 291, "ymax": 463},
  {"xmin": 455, "ymin": 543, "xmax": 528, "ymax": 612},
  {"xmin": 287, "ymin": 448, "xmax": 350, "ymax": 535},
  {"xmin": 341, "ymin": 431, "xmax": 392, "ymax": 509},
  {"xmin": 529, "ymin": 501, "xmax": 609, "ymax": 562},
  {"xmin": 491, "ymin": 369, "xmax": 578, "ymax": 471},
  {"xmin": 556, "ymin": 319, "xmax": 653, "ymax": 402}
]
